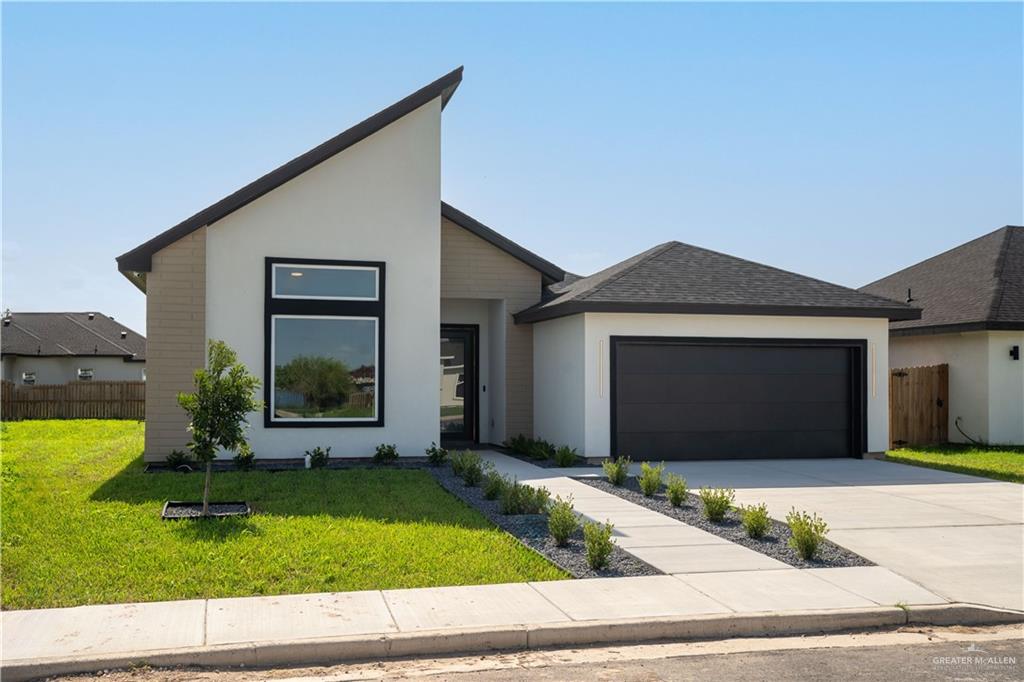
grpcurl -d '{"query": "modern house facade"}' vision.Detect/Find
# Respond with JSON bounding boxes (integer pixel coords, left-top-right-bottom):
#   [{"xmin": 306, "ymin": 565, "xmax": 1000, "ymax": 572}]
[
  {"xmin": 117, "ymin": 68, "xmax": 918, "ymax": 463},
  {"xmin": 861, "ymin": 226, "xmax": 1024, "ymax": 445},
  {"xmin": 0, "ymin": 311, "xmax": 145, "ymax": 385}
]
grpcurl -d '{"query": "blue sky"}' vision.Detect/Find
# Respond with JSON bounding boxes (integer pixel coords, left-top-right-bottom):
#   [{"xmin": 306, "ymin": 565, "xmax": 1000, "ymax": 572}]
[{"xmin": 3, "ymin": 2, "xmax": 1021, "ymax": 334}]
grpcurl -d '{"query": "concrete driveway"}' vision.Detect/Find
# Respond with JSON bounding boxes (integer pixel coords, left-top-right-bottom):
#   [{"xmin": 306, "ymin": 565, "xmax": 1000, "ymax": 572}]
[{"xmin": 562, "ymin": 458, "xmax": 1023, "ymax": 612}]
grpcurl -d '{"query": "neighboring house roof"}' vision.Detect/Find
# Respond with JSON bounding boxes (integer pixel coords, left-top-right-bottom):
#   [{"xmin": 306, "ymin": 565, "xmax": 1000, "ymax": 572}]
[
  {"xmin": 116, "ymin": 67, "xmax": 464, "ymax": 277},
  {"xmin": 859, "ymin": 225, "xmax": 1024, "ymax": 336},
  {"xmin": 1, "ymin": 312, "xmax": 146, "ymax": 360},
  {"xmin": 515, "ymin": 241, "xmax": 920, "ymax": 324},
  {"xmin": 441, "ymin": 202, "xmax": 565, "ymax": 284}
]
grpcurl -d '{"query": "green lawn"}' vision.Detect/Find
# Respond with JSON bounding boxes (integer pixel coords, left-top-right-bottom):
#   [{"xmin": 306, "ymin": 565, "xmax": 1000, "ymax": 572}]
[
  {"xmin": 886, "ymin": 444, "xmax": 1024, "ymax": 483},
  {"xmin": 0, "ymin": 420, "xmax": 565, "ymax": 610}
]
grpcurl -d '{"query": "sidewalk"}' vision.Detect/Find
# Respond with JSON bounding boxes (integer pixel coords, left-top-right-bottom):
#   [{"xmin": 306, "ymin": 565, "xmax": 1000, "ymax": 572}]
[{"xmin": 3, "ymin": 566, "xmax": 976, "ymax": 681}]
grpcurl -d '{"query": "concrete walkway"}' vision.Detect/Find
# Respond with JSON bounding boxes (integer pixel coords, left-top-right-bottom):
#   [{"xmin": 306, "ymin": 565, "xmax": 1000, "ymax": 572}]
[
  {"xmin": 500, "ymin": 454, "xmax": 1024, "ymax": 612},
  {"xmin": 3, "ymin": 566, "xmax": 950, "ymax": 678},
  {"xmin": 484, "ymin": 453, "xmax": 788, "ymax": 573}
]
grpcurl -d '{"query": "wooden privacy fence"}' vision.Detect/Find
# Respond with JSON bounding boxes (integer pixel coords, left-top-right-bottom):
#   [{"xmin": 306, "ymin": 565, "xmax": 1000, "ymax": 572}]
[
  {"xmin": 1, "ymin": 380, "xmax": 145, "ymax": 421},
  {"xmin": 889, "ymin": 364, "xmax": 948, "ymax": 448}
]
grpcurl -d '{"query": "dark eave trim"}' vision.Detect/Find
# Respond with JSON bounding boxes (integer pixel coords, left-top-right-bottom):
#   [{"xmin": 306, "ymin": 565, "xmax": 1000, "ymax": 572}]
[
  {"xmin": 116, "ymin": 67, "xmax": 464, "ymax": 273},
  {"xmin": 515, "ymin": 301, "xmax": 923, "ymax": 324},
  {"xmin": 890, "ymin": 320, "xmax": 1024, "ymax": 337},
  {"xmin": 1, "ymin": 352, "xmax": 143, "ymax": 360},
  {"xmin": 441, "ymin": 202, "xmax": 565, "ymax": 284}
]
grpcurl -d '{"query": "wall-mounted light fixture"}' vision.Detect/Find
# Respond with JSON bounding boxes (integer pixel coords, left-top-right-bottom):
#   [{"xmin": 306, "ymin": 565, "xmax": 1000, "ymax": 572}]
[{"xmin": 1011, "ymin": 345, "xmax": 1020, "ymax": 361}]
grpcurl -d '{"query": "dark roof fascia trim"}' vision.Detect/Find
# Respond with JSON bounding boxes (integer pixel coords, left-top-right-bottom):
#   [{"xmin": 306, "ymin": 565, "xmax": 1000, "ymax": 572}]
[
  {"xmin": 1, "ymin": 352, "xmax": 140, "ymax": 359},
  {"xmin": 515, "ymin": 301, "xmax": 923, "ymax": 324},
  {"xmin": 890, "ymin": 320, "xmax": 1024, "ymax": 337},
  {"xmin": 441, "ymin": 202, "xmax": 565, "ymax": 283},
  {"xmin": 117, "ymin": 67, "xmax": 464, "ymax": 273}
]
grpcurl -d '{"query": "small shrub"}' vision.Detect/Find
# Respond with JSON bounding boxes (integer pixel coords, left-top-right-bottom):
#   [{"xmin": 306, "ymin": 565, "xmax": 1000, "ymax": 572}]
[
  {"xmin": 506, "ymin": 434, "xmax": 531, "ymax": 455},
  {"xmin": 425, "ymin": 442, "xmax": 448, "ymax": 466},
  {"xmin": 233, "ymin": 449, "xmax": 255, "ymax": 470},
  {"xmin": 739, "ymin": 503, "xmax": 771, "ymax": 539},
  {"xmin": 166, "ymin": 449, "xmax": 195, "ymax": 470},
  {"xmin": 548, "ymin": 496, "xmax": 578, "ymax": 547},
  {"xmin": 552, "ymin": 445, "xmax": 578, "ymax": 467},
  {"xmin": 373, "ymin": 443, "xmax": 399, "ymax": 465},
  {"xmin": 306, "ymin": 446, "xmax": 331, "ymax": 469},
  {"xmin": 453, "ymin": 450, "xmax": 484, "ymax": 487},
  {"xmin": 698, "ymin": 487, "xmax": 735, "ymax": 522},
  {"xmin": 637, "ymin": 461, "xmax": 665, "ymax": 497},
  {"xmin": 787, "ymin": 509, "xmax": 829, "ymax": 560},
  {"xmin": 528, "ymin": 440, "xmax": 554, "ymax": 461},
  {"xmin": 583, "ymin": 521, "xmax": 615, "ymax": 569},
  {"xmin": 666, "ymin": 473, "xmax": 688, "ymax": 506},
  {"xmin": 483, "ymin": 469, "xmax": 511, "ymax": 500},
  {"xmin": 500, "ymin": 480, "xmax": 551, "ymax": 515},
  {"xmin": 449, "ymin": 450, "xmax": 467, "ymax": 477},
  {"xmin": 602, "ymin": 456, "xmax": 631, "ymax": 486}
]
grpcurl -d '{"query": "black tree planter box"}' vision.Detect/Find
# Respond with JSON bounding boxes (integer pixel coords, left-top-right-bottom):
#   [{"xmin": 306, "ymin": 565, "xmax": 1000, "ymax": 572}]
[{"xmin": 161, "ymin": 501, "xmax": 252, "ymax": 520}]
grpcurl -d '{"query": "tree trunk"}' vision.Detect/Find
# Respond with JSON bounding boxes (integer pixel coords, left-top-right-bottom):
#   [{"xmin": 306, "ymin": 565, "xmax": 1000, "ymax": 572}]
[{"xmin": 202, "ymin": 461, "xmax": 212, "ymax": 516}]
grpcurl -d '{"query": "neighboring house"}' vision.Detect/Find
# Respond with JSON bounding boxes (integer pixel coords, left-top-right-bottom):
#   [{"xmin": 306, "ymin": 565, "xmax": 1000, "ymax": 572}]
[
  {"xmin": 116, "ymin": 67, "xmax": 917, "ymax": 463},
  {"xmin": 860, "ymin": 226, "xmax": 1024, "ymax": 445},
  {"xmin": 1, "ymin": 312, "xmax": 146, "ymax": 385}
]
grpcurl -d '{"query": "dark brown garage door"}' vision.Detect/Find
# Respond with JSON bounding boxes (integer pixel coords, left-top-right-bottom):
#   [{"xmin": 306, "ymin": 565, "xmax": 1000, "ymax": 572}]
[{"xmin": 611, "ymin": 338, "xmax": 865, "ymax": 460}]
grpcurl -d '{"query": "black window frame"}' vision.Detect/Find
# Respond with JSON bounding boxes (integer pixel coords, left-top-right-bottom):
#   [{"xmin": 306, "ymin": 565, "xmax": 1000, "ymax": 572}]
[{"xmin": 264, "ymin": 257, "xmax": 386, "ymax": 429}]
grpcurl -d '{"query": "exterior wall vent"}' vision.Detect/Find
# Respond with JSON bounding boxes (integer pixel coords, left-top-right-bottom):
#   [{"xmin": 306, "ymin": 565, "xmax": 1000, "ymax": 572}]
[{"xmin": 77, "ymin": 368, "xmax": 94, "ymax": 381}]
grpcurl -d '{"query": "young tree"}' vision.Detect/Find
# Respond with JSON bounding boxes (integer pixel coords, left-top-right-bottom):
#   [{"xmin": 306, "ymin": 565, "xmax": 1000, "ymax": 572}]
[{"xmin": 177, "ymin": 340, "xmax": 262, "ymax": 516}]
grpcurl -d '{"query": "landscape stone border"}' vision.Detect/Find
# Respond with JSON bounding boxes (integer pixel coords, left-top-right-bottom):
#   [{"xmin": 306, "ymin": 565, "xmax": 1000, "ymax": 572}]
[
  {"xmin": 428, "ymin": 467, "xmax": 659, "ymax": 579},
  {"xmin": 577, "ymin": 476, "xmax": 873, "ymax": 569}
]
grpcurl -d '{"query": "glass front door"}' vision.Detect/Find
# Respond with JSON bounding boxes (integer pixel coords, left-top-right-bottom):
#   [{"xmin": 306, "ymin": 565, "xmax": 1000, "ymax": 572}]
[{"xmin": 440, "ymin": 326, "xmax": 477, "ymax": 443}]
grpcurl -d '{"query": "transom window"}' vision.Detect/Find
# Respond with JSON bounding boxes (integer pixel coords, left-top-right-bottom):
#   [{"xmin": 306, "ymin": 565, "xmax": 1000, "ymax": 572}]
[
  {"xmin": 264, "ymin": 258, "xmax": 385, "ymax": 427},
  {"xmin": 271, "ymin": 263, "xmax": 378, "ymax": 301}
]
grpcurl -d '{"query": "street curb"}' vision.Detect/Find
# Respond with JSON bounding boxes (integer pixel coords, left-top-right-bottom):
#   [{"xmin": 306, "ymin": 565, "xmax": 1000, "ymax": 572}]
[{"xmin": 3, "ymin": 603, "xmax": 1021, "ymax": 681}]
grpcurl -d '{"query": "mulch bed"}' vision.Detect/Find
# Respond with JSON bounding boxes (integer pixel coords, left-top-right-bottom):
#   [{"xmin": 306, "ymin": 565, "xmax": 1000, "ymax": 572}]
[
  {"xmin": 576, "ymin": 477, "xmax": 873, "ymax": 569},
  {"xmin": 495, "ymin": 447, "xmax": 601, "ymax": 469},
  {"xmin": 161, "ymin": 501, "xmax": 251, "ymax": 520},
  {"xmin": 427, "ymin": 467, "xmax": 659, "ymax": 579}
]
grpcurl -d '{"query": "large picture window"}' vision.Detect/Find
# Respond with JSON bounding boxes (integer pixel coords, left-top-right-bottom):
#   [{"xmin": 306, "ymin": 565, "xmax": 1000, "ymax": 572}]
[{"xmin": 265, "ymin": 258, "xmax": 385, "ymax": 427}]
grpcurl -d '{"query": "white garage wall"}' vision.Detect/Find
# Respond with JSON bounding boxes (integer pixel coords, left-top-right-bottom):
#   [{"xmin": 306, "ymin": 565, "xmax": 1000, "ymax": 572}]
[
  {"xmin": 889, "ymin": 332, "xmax": 990, "ymax": 443},
  {"xmin": 441, "ymin": 298, "xmax": 492, "ymax": 444},
  {"xmin": 205, "ymin": 99, "xmax": 442, "ymax": 458},
  {"xmin": 580, "ymin": 313, "xmax": 891, "ymax": 457},
  {"xmin": 987, "ymin": 331, "xmax": 1024, "ymax": 445},
  {"xmin": 532, "ymin": 314, "xmax": 586, "ymax": 450}
]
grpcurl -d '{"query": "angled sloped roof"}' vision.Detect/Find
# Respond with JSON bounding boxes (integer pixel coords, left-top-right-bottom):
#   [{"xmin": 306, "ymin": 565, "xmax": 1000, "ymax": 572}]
[
  {"xmin": 441, "ymin": 202, "xmax": 565, "ymax": 283},
  {"xmin": 859, "ymin": 226, "xmax": 1024, "ymax": 335},
  {"xmin": 117, "ymin": 67, "xmax": 464, "ymax": 275},
  {"xmin": 1, "ymin": 312, "xmax": 146, "ymax": 360},
  {"xmin": 515, "ymin": 241, "xmax": 920, "ymax": 323}
]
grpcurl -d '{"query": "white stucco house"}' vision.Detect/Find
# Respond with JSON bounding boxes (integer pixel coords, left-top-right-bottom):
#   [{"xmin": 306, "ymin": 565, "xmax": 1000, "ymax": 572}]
[
  {"xmin": 1, "ymin": 311, "xmax": 145, "ymax": 384},
  {"xmin": 116, "ymin": 67, "xmax": 919, "ymax": 463},
  {"xmin": 861, "ymin": 226, "xmax": 1024, "ymax": 445}
]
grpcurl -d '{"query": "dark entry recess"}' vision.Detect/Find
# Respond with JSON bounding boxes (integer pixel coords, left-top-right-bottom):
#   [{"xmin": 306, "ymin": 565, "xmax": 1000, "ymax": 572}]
[
  {"xmin": 440, "ymin": 325, "xmax": 479, "ymax": 446},
  {"xmin": 610, "ymin": 337, "xmax": 867, "ymax": 460}
]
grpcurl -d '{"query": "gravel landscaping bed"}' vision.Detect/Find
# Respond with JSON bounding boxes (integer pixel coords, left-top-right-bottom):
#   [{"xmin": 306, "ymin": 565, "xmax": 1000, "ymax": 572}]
[
  {"xmin": 496, "ymin": 448, "xmax": 601, "ymax": 469},
  {"xmin": 428, "ymin": 467, "xmax": 659, "ymax": 579},
  {"xmin": 576, "ymin": 477, "xmax": 873, "ymax": 569}
]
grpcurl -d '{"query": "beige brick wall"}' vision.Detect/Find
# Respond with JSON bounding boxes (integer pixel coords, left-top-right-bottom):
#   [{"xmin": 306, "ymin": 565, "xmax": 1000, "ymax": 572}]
[
  {"xmin": 441, "ymin": 217, "xmax": 543, "ymax": 438},
  {"xmin": 144, "ymin": 228, "xmax": 206, "ymax": 461}
]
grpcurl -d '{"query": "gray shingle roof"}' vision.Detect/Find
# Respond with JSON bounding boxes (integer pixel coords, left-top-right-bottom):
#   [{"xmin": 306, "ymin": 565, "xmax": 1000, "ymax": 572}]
[
  {"xmin": 1, "ymin": 312, "xmax": 145, "ymax": 360},
  {"xmin": 516, "ymin": 241, "xmax": 920, "ymax": 323},
  {"xmin": 859, "ymin": 226, "xmax": 1024, "ymax": 335}
]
